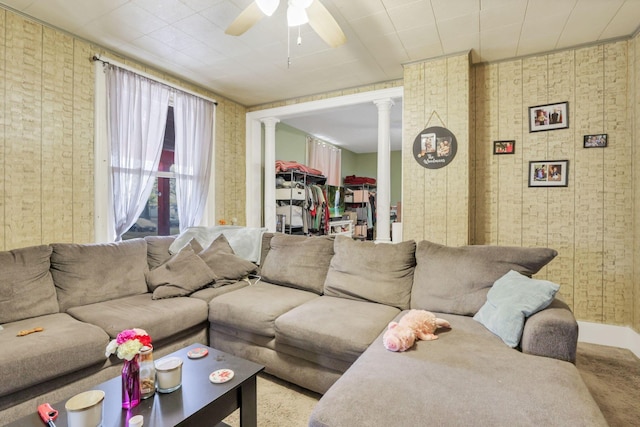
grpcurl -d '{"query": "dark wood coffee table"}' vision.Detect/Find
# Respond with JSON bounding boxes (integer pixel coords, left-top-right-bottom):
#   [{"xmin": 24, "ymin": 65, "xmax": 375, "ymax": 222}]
[{"xmin": 8, "ymin": 343, "xmax": 264, "ymax": 427}]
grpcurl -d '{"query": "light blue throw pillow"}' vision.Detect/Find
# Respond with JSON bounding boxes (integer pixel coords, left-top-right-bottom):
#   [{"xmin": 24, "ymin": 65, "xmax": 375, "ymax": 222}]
[{"xmin": 473, "ymin": 270, "xmax": 560, "ymax": 347}]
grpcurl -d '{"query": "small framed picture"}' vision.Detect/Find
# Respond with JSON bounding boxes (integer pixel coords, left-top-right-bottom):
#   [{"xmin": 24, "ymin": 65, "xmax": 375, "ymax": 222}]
[
  {"xmin": 528, "ymin": 101, "xmax": 569, "ymax": 132},
  {"xmin": 528, "ymin": 160, "xmax": 569, "ymax": 187},
  {"xmin": 583, "ymin": 134, "xmax": 607, "ymax": 148},
  {"xmin": 493, "ymin": 140, "xmax": 515, "ymax": 155}
]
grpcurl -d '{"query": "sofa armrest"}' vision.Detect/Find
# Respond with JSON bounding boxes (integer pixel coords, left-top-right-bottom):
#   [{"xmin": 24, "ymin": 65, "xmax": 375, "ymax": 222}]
[{"xmin": 520, "ymin": 298, "xmax": 578, "ymax": 363}]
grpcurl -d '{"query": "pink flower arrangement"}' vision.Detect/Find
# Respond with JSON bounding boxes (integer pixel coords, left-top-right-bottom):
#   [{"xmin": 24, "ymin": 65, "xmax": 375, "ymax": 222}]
[{"xmin": 105, "ymin": 328, "xmax": 152, "ymax": 361}]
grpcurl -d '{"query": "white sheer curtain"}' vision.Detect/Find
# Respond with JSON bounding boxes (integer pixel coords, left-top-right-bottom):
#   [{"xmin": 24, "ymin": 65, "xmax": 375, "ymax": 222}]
[
  {"xmin": 307, "ymin": 136, "xmax": 341, "ymax": 186},
  {"xmin": 173, "ymin": 91, "xmax": 215, "ymax": 231},
  {"xmin": 106, "ymin": 66, "xmax": 170, "ymax": 241}
]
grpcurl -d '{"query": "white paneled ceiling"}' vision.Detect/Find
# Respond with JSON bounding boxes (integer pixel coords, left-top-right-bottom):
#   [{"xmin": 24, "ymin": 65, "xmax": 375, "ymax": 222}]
[{"xmin": 2, "ymin": 0, "xmax": 639, "ymax": 152}]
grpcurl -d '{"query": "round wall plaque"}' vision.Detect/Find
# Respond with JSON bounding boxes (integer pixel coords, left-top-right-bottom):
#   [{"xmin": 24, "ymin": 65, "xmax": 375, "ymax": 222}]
[{"xmin": 412, "ymin": 126, "xmax": 457, "ymax": 169}]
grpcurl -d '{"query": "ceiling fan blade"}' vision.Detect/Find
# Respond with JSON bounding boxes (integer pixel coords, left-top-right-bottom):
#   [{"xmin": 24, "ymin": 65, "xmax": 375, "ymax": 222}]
[
  {"xmin": 225, "ymin": 2, "xmax": 264, "ymax": 36},
  {"xmin": 307, "ymin": 0, "xmax": 346, "ymax": 48}
]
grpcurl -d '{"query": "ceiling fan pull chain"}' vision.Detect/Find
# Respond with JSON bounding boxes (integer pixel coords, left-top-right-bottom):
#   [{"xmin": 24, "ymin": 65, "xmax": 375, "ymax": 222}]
[{"xmin": 297, "ymin": 26, "xmax": 302, "ymax": 45}]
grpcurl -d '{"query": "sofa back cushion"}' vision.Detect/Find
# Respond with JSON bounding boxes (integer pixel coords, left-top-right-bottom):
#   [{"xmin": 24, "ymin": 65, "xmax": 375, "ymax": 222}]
[
  {"xmin": 51, "ymin": 239, "xmax": 149, "ymax": 311},
  {"xmin": 324, "ymin": 236, "xmax": 416, "ymax": 310},
  {"xmin": 260, "ymin": 234, "xmax": 334, "ymax": 294},
  {"xmin": 411, "ymin": 240, "xmax": 558, "ymax": 316},
  {"xmin": 0, "ymin": 245, "xmax": 59, "ymax": 323}
]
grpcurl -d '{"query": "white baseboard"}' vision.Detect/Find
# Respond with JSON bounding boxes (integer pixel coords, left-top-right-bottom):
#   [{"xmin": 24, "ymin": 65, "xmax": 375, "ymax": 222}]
[{"xmin": 578, "ymin": 321, "xmax": 640, "ymax": 359}]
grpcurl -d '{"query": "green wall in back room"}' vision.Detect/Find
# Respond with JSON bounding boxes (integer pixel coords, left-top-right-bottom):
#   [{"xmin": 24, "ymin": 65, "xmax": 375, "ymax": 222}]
[{"xmin": 274, "ymin": 123, "xmax": 402, "ymax": 205}]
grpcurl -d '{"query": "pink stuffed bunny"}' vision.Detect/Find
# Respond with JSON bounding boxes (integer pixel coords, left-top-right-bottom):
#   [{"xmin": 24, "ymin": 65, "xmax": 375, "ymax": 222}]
[
  {"xmin": 382, "ymin": 321, "xmax": 416, "ymax": 352},
  {"xmin": 398, "ymin": 309, "xmax": 451, "ymax": 341}
]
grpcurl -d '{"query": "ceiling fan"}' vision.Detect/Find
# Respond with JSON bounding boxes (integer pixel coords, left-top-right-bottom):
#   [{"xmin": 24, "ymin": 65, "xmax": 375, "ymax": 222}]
[{"xmin": 225, "ymin": 0, "xmax": 346, "ymax": 48}]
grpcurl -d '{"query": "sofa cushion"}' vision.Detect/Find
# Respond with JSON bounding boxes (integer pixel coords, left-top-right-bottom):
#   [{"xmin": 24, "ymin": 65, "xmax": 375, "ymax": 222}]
[
  {"xmin": 474, "ymin": 270, "xmax": 560, "ymax": 347},
  {"xmin": 146, "ymin": 246, "xmax": 216, "ymax": 299},
  {"xmin": 66, "ymin": 293, "xmax": 208, "ymax": 342},
  {"xmin": 324, "ymin": 236, "xmax": 416, "ymax": 309},
  {"xmin": 260, "ymin": 234, "xmax": 334, "ymax": 294},
  {"xmin": 309, "ymin": 313, "xmax": 607, "ymax": 427},
  {"xmin": 0, "ymin": 313, "xmax": 109, "ymax": 398},
  {"xmin": 275, "ymin": 296, "xmax": 400, "ymax": 363},
  {"xmin": 411, "ymin": 240, "xmax": 558, "ymax": 316},
  {"xmin": 198, "ymin": 235, "xmax": 257, "ymax": 286},
  {"xmin": 208, "ymin": 282, "xmax": 318, "ymax": 337},
  {"xmin": 51, "ymin": 239, "xmax": 149, "ymax": 312},
  {"xmin": 0, "ymin": 245, "xmax": 59, "ymax": 323}
]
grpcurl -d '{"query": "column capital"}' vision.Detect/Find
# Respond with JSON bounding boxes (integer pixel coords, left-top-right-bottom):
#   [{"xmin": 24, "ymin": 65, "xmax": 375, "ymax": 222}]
[
  {"xmin": 261, "ymin": 117, "xmax": 280, "ymax": 127},
  {"xmin": 373, "ymin": 98, "xmax": 395, "ymax": 110}
]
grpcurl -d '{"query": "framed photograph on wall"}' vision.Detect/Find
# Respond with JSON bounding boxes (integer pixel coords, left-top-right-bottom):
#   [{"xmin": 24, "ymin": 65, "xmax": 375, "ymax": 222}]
[
  {"xmin": 528, "ymin": 102, "xmax": 568, "ymax": 132},
  {"xmin": 528, "ymin": 160, "xmax": 569, "ymax": 187},
  {"xmin": 583, "ymin": 134, "xmax": 607, "ymax": 148},
  {"xmin": 493, "ymin": 140, "xmax": 515, "ymax": 155}
]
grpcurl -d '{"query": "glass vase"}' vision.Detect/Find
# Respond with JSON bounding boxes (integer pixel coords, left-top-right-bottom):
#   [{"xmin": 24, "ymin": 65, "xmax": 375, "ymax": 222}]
[
  {"xmin": 121, "ymin": 354, "xmax": 141, "ymax": 409},
  {"xmin": 139, "ymin": 345, "xmax": 156, "ymax": 399}
]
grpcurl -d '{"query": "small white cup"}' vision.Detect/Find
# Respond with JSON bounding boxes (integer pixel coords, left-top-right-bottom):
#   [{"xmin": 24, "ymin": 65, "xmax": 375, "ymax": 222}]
[
  {"xmin": 65, "ymin": 389, "xmax": 105, "ymax": 427},
  {"xmin": 155, "ymin": 356, "xmax": 183, "ymax": 393}
]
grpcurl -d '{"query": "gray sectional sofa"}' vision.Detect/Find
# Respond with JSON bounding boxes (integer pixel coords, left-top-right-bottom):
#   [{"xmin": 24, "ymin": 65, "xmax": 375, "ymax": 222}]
[{"xmin": 0, "ymin": 230, "xmax": 607, "ymax": 426}]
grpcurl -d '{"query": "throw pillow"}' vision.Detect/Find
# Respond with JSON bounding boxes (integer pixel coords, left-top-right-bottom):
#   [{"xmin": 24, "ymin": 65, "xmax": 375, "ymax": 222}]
[
  {"xmin": 198, "ymin": 234, "xmax": 257, "ymax": 287},
  {"xmin": 324, "ymin": 236, "xmax": 416, "ymax": 309},
  {"xmin": 260, "ymin": 233, "xmax": 335, "ymax": 294},
  {"xmin": 473, "ymin": 270, "xmax": 560, "ymax": 347},
  {"xmin": 411, "ymin": 240, "xmax": 558, "ymax": 316},
  {"xmin": 146, "ymin": 246, "xmax": 217, "ymax": 299},
  {"xmin": 145, "ymin": 236, "xmax": 202, "ymax": 270},
  {"xmin": 0, "ymin": 245, "xmax": 59, "ymax": 323}
]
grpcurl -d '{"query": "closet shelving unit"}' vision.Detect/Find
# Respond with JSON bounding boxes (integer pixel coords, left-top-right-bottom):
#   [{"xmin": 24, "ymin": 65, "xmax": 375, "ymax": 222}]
[
  {"xmin": 276, "ymin": 171, "xmax": 326, "ymax": 234},
  {"xmin": 345, "ymin": 183, "xmax": 376, "ymax": 240}
]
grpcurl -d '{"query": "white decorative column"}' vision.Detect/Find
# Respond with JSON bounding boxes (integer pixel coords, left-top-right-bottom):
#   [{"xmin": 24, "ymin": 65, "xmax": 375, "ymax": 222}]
[
  {"xmin": 262, "ymin": 117, "xmax": 280, "ymax": 232},
  {"xmin": 373, "ymin": 99, "xmax": 394, "ymax": 243}
]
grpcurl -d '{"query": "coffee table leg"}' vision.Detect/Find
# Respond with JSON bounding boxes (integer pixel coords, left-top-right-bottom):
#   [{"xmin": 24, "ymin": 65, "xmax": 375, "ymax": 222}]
[{"xmin": 239, "ymin": 376, "xmax": 258, "ymax": 427}]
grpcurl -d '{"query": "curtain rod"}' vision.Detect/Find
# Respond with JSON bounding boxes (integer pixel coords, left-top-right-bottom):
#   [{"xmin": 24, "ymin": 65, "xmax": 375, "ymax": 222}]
[{"xmin": 92, "ymin": 54, "xmax": 218, "ymax": 106}]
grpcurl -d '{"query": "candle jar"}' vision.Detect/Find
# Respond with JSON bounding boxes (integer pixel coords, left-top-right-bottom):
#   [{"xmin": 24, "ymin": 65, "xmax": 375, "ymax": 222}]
[
  {"xmin": 155, "ymin": 357, "xmax": 183, "ymax": 393},
  {"xmin": 139, "ymin": 345, "xmax": 156, "ymax": 399}
]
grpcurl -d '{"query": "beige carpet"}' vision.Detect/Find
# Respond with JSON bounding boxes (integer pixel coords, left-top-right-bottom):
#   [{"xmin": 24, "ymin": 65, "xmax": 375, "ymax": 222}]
[{"xmin": 223, "ymin": 343, "xmax": 640, "ymax": 427}]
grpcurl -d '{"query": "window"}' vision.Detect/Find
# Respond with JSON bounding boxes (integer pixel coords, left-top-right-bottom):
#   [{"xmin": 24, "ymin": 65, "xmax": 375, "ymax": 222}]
[{"xmin": 123, "ymin": 107, "xmax": 180, "ymax": 239}]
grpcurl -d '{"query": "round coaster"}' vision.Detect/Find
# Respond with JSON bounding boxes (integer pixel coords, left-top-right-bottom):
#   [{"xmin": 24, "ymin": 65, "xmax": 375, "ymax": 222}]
[
  {"xmin": 209, "ymin": 369, "xmax": 234, "ymax": 384},
  {"xmin": 187, "ymin": 348, "xmax": 209, "ymax": 359}
]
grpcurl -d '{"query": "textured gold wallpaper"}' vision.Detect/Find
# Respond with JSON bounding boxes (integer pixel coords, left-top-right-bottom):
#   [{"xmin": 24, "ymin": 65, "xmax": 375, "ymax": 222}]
[
  {"xmin": 473, "ymin": 41, "xmax": 634, "ymax": 326},
  {"xmin": 402, "ymin": 53, "xmax": 470, "ymax": 247},
  {"xmin": 0, "ymin": 9, "xmax": 247, "ymax": 250}
]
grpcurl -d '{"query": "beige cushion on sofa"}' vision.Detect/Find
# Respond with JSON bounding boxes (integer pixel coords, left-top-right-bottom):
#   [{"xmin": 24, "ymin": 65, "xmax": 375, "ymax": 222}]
[
  {"xmin": 275, "ymin": 296, "xmax": 400, "ymax": 364},
  {"xmin": 146, "ymin": 246, "xmax": 216, "ymax": 299},
  {"xmin": 411, "ymin": 240, "xmax": 558, "ymax": 316},
  {"xmin": 324, "ymin": 236, "xmax": 416, "ymax": 310},
  {"xmin": 260, "ymin": 234, "xmax": 335, "ymax": 294},
  {"xmin": 66, "ymin": 293, "xmax": 208, "ymax": 341},
  {"xmin": 51, "ymin": 239, "xmax": 149, "ymax": 312},
  {"xmin": 145, "ymin": 235, "xmax": 203, "ymax": 270},
  {"xmin": 0, "ymin": 245, "xmax": 59, "ymax": 323},
  {"xmin": 0, "ymin": 313, "xmax": 109, "ymax": 398}
]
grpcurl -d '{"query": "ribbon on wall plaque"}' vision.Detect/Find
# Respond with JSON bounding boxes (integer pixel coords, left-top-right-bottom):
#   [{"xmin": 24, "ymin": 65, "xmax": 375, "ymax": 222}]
[{"xmin": 412, "ymin": 126, "xmax": 457, "ymax": 169}]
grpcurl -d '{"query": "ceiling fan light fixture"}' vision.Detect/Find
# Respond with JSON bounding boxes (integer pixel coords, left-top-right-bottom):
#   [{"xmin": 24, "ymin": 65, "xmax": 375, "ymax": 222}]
[
  {"xmin": 256, "ymin": 0, "xmax": 279, "ymax": 16},
  {"xmin": 287, "ymin": 5, "xmax": 309, "ymax": 26}
]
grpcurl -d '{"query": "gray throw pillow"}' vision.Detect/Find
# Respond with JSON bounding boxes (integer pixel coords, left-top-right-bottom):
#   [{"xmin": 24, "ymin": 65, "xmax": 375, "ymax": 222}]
[
  {"xmin": 145, "ymin": 235, "xmax": 202, "ymax": 270},
  {"xmin": 198, "ymin": 235, "xmax": 257, "ymax": 287},
  {"xmin": 323, "ymin": 236, "xmax": 416, "ymax": 309},
  {"xmin": 51, "ymin": 239, "xmax": 149, "ymax": 312},
  {"xmin": 147, "ymin": 246, "xmax": 217, "ymax": 299},
  {"xmin": 260, "ymin": 234, "xmax": 335, "ymax": 294},
  {"xmin": 411, "ymin": 240, "xmax": 558, "ymax": 316},
  {"xmin": 0, "ymin": 245, "xmax": 59, "ymax": 323}
]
